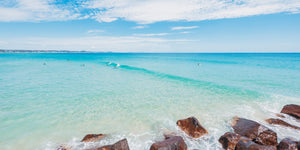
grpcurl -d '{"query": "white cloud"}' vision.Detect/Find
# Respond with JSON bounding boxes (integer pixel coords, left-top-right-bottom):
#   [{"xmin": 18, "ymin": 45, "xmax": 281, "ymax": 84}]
[
  {"xmin": 87, "ymin": 29, "xmax": 105, "ymax": 34},
  {"xmin": 86, "ymin": 0, "xmax": 300, "ymax": 24},
  {"xmin": 180, "ymin": 31, "xmax": 191, "ymax": 34},
  {"xmin": 171, "ymin": 26, "xmax": 198, "ymax": 30},
  {"xmin": 0, "ymin": 0, "xmax": 300, "ymax": 23},
  {"xmin": 132, "ymin": 25, "xmax": 147, "ymax": 29},
  {"xmin": 0, "ymin": 0, "xmax": 81, "ymax": 22},
  {"xmin": 133, "ymin": 33, "xmax": 169, "ymax": 36}
]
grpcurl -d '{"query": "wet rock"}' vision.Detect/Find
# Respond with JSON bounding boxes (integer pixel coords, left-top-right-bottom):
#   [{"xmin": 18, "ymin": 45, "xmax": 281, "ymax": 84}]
[
  {"xmin": 57, "ymin": 145, "xmax": 70, "ymax": 150},
  {"xmin": 87, "ymin": 139, "xmax": 129, "ymax": 150},
  {"xmin": 277, "ymin": 138, "xmax": 298, "ymax": 150},
  {"xmin": 81, "ymin": 134, "xmax": 107, "ymax": 142},
  {"xmin": 231, "ymin": 117, "xmax": 277, "ymax": 146},
  {"xmin": 150, "ymin": 134, "xmax": 187, "ymax": 150},
  {"xmin": 266, "ymin": 118, "xmax": 300, "ymax": 130},
  {"xmin": 176, "ymin": 116, "xmax": 208, "ymax": 138},
  {"xmin": 281, "ymin": 104, "xmax": 300, "ymax": 119},
  {"xmin": 86, "ymin": 145, "xmax": 112, "ymax": 150},
  {"xmin": 218, "ymin": 132, "xmax": 247, "ymax": 150},
  {"xmin": 99, "ymin": 145, "xmax": 112, "ymax": 150},
  {"xmin": 163, "ymin": 133, "xmax": 178, "ymax": 139},
  {"xmin": 110, "ymin": 139, "xmax": 130, "ymax": 150},
  {"xmin": 236, "ymin": 138, "xmax": 276, "ymax": 150},
  {"xmin": 276, "ymin": 113, "xmax": 285, "ymax": 118}
]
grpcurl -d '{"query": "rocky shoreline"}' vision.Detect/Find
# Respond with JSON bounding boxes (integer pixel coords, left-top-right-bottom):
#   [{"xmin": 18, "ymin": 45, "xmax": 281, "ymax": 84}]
[{"xmin": 58, "ymin": 104, "xmax": 300, "ymax": 150}]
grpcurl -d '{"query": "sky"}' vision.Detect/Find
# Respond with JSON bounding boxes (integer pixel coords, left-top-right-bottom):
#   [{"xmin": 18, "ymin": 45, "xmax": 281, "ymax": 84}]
[{"xmin": 0, "ymin": 0, "xmax": 300, "ymax": 52}]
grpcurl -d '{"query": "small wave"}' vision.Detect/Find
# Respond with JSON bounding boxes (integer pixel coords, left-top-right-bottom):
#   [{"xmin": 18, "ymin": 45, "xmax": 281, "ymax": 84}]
[
  {"xmin": 104, "ymin": 62, "xmax": 120, "ymax": 68},
  {"xmin": 114, "ymin": 64, "xmax": 264, "ymax": 98}
]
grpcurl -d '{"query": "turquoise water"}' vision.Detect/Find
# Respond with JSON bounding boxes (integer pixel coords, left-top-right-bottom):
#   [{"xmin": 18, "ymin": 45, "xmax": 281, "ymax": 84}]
[{"xmin": 0, "ymin": 53, "xmax": 299, "ymax": 150}]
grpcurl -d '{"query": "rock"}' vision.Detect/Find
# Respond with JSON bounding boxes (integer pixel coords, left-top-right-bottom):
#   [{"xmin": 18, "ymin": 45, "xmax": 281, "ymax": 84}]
[
  {"xmin": 218, "ymin": 132, "xmax": 247, "ymax": 150},
  {"xmin": 81, "ymin": 134, "xmax": 107, "ymax": 142},
  {"xmin": 86, "ymin": 145, "xmax": 111, "ymax": 150},
  {"xmin": 236, "ymin": 138, "xmax": 276, "ymax": 150},
  {"xmin": 163, "ymin": 133, "xmax": 178, "ymax": 139},
  {"xmin": 281, "ymin": 104, "xmax": 300, "ymax": 119},
  {"xmin": 276, "ymin": 113, "xmax": 285, "ymax": 118},
  {"xmin": 99, "ymin": 145, "xmax": 112, "ymax": 150},
  {"xmin": 150, "ymin": 134, "xmax": 187, "ymax": 150},
  {"xmin": 266, "ymin": 118, "xmax": 300, "ymax": 130},
  {"xmin": 277, "ymin": 138, "xmax": 298, "ymax": 150},
  {"xmin": 231, "ymin": 117, "xmax": 277, "ymax": 146},
  {"xmin": 176, "ymin": 116, "xmax": 208, "ymax": 138},
  {"xmin": 110, "ymin": 139, "xmax": 130, "ymax": 150},
  {"xmin": 86, "ymin": 139, "xmax": 129, "ymax": 150},
  {"xmin": 57, "ymin": 145, "xmax": 70, "ymax": 150}
]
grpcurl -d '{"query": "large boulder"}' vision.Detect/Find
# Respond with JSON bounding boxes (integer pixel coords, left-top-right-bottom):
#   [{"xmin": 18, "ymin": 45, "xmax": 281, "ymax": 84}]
[
  {"xmin": 231, "ymin": 117, "xmax": 277, "ymax": 146},
  {"xmin": 110, "ymin": 139, "xmax": 130, "ymax": 150},
  {"xmin": 150, "ymin": 134, "xmax": 187, "ymax": 150},
  {"xmin": 87, "ymin": 138, "xmax": 130, "ymax": 150},
  {"xmin": 218, "ymin": 132, "xmax": 247, "ymax": 150},
  {"xmin": 277, "ymin": 138, "xmax": 298, "ymax": 150},
  {"xmin": 176, "ymin": 116, "xmax": 208, "ymax": 138},
  {"xmin": 281, "ymin": 104, "xmax": 300, "ymax": 119},
  {"xmin": 81, "ymin": 134, "xmax": 107, "ymax": 142},
  {"xmin": 266, "ymin": 118, "xmax": 300, "ymax": 130},
  {"xmin": 236, "ymin": 138, "xmax": 276, "ymax": 150}
]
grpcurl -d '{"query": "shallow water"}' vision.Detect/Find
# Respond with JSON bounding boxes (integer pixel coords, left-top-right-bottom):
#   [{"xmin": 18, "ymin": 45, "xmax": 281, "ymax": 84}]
[{"xmin": 0, "ymin": 53, "xmax": 299, "ymax": 150}]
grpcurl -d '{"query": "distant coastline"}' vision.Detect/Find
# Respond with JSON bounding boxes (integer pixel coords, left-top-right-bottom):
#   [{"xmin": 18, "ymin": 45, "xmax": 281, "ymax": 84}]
[
  {"xmin": 1, "ymin": 49, "xmax": 299, "ymax": 53},
  {"xmin": 0, "ymin": 49, "xmax": 110, "ymax": 53}
]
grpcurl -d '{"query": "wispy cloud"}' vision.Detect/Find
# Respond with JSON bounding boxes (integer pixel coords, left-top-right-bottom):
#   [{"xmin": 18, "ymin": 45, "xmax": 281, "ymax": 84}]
[
  {"xmin": 171, "ymin": 26, "xmax": 198, "ymax": 30},
  {"xmin": 0, "ymin": 0, "xmax": 81, "ymax": 22},
  {"xmin": 85, "ymin": 0, "xmax": 300, "ymax": 24},
  {"xmin": 0, "ymin": 0, "xmax": 300, "ymax": 23},
  {"xmin": 87, "ymin": 29, "xmax": 105, "ymax": 34},
  {"xmin": 180, "ymin": 31, "xmax": 191, "ymax": 34},
  {"xmin": 133, "ymin": 33, "xmax": 169, "ymax": 36},
  {"xmin": 132, "ymin": 25, "xmax": 147, "ymax": 29}
]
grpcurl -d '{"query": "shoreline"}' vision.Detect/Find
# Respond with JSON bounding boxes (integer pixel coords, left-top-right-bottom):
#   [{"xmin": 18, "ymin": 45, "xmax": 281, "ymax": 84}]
[{"xmin": 58, "ymin": 104, "xmax": 300, "ymax": 150}]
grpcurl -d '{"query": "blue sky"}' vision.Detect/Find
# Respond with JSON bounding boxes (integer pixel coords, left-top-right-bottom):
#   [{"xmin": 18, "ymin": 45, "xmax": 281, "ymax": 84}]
[{"xmin": 0, "ymin": 0, "xmax": 300, "ymax": 52}]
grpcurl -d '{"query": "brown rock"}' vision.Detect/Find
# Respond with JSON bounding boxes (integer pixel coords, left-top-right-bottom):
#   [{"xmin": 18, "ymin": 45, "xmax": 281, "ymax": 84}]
[
  {"xmin": 150, "ymin": 135, "xmax": 187, "ymax": 150},
  {"xmin": 277, "ymin": 138, "xmax": 298, "ymax": 150},
  {"xmin": 110, "ymin": 139, "xmax": 130, "ymax": 150},
  {"xmin": 276, "ymin": 113, "xmax": 285, "ymax": 118},
  {"xmin": 176, "ymin": 116, "xmax": 208, "ymax": 138},
  {"xmin": 236, "ymin": 138, "xmax": 276, "ymax": 150},
  {"xmin": 266, "ymin": 118, "xmax": 300, "ymax": 130},
  {"xmin": 163, "ymin": 133, "xmax": 178, "ymax": 139},
  {"xmin": 98, "ymin": 145, "xmax": 112, "ymax": 150},
  {"xmin": 87, "ymin": 139, "xmax": 129, "ymax": 150},
  {"xmin": 81, "ymin": 134, "xmax": 107, "ymax": 142},
  {"xmin": 218, "ymin": 132, "xmax": 247, "ymax": 150},
  {"xmin": 57, "ymin": 145, "xmax": 70, "ymax": 150},
  {"xmin": 86, "ymin": 145, "xmax": 112, "ymax": 150},
  {"xmin": 281, "ymin": 104, "xmax": 300, "ymax": 119},
  {"xmin": 231, "ymin": 117, "xmax": 277, "ymax": 146}
]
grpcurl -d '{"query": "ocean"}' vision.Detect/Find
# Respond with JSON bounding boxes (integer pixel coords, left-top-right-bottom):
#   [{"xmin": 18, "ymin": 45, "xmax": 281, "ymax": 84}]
[{"xmin": 0, "ymin": 53, "xmax": 299, "ymax": 149}]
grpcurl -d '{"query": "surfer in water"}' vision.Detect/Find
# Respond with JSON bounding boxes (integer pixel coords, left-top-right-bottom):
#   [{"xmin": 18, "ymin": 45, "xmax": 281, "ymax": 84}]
[
  {"xmin": 106, "ymin": 62, "xmax": 111, "ymax": 66},
  {"xmin": 115, "ymin": 64, "xmax": 120, "ymax": 68}
]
